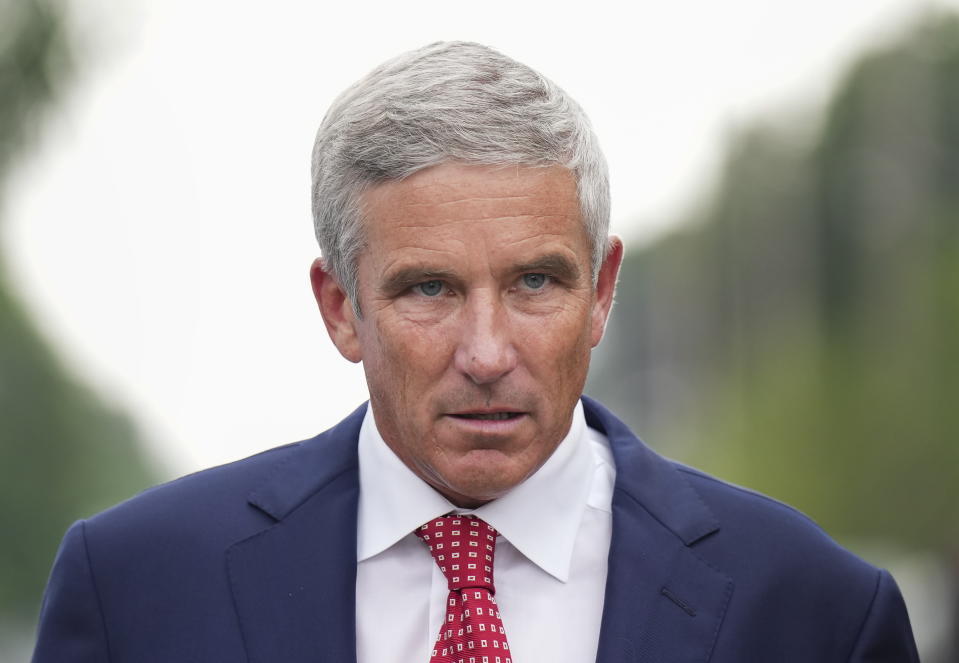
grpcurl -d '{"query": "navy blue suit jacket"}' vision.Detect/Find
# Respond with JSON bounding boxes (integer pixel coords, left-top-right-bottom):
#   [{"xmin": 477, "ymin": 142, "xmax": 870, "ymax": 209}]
[{"xmin": 34, "ymin": 397, "xmax": 919, "ymax": 662}]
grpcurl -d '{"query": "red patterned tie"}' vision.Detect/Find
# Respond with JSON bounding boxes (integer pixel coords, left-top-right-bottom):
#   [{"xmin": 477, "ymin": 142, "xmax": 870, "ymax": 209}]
[{"xmin": 416, "ymin": 515, "xmax": 513, "ymax": 663}]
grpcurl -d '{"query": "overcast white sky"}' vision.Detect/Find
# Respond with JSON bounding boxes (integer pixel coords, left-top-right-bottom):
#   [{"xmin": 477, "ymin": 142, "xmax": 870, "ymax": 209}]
[{"xmin": 4, "ymin": 0, "xmax": 954, "ymax": 475}]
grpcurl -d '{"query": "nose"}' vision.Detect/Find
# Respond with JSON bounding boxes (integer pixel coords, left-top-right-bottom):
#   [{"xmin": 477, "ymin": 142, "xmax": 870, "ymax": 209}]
[{"xmin": 453, "ymin": 290, "xmax": 518, "ymax": 385}]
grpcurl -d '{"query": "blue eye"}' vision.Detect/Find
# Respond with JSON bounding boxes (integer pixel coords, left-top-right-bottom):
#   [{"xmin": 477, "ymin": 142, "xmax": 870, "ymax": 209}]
[
  {"xmin": 522, "ymin": 273, "xmax": 548, "ymax": 290},
  {"xmin": 415, "ymin": 280, "xmax": 444, "ymax": 297}
]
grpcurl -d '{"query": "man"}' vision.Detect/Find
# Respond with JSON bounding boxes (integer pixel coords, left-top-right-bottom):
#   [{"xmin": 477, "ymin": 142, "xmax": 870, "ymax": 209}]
[{"xmin": 34, "ymin": 41, "xmax": 918, "ymax": 662}]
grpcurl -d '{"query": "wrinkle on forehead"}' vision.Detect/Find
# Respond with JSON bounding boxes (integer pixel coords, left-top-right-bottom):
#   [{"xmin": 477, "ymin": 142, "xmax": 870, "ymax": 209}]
[
  {"xmin": 388, "ymin": 216, "xmax": 573, "ymax": 235},
  {"xmin": 406, "ymin": 195, "xmax": 537, "ymax": 207},
  {"xmin": 364, "ymin": 163, "xmax": 578, "ymax": 208}
]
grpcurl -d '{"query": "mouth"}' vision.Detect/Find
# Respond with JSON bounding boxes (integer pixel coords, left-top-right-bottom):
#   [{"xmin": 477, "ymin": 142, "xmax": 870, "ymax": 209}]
[{"xmin": 450, "ymin": 412, "xmax": 523, "ymax": 421}]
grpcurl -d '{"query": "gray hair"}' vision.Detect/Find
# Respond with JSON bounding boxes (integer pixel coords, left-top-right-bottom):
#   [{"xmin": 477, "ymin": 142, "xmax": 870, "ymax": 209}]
[{"xmin": 310, "ymin": 41, "xmax": 610, "ymax": 313}]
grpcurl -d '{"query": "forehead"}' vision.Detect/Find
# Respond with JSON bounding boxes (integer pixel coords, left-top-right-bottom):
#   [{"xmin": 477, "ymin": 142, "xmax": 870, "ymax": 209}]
[{"xmin": 358, "ymin": 163, "xmax": 587, "ymax": 260}]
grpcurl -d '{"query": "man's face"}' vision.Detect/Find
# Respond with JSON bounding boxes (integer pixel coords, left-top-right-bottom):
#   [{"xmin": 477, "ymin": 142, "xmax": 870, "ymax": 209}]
[{"xmin": 313, "ymin": 163, "xmax": 622, "ymax": 507}]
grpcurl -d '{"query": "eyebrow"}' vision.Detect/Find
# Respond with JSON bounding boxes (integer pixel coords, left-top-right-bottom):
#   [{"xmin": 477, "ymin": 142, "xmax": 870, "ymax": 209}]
[
  {"xmin": 514, "ymin": 253, "xmax": 582, "ymax": 283},
  {"xmin": 379, "ymin": 253, "xmax": 582, "ymax": 295},
  {"xmin": 380, "ymin": 266, "xmax": 458, "ymax": 295}
]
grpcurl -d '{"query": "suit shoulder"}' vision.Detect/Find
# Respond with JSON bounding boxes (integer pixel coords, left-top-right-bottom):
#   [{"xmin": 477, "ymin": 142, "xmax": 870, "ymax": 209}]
[
  {"xmin": 673, "ymin": 462, "xmax": 879, "ymax": 581},
  {"xmin": 667, "ymin": 463, "xmax": 918, "ymax": 658},
  {"xmin": 81, "ymin": 404, "xmax": 366, "ymax": 547},
  {"xmin": 674, "ymin": 463, "xmax": 827, "ymax": 533},
  {"xmin": 83, "ymin": 440, "xmax": 305, "ymax": 541}
]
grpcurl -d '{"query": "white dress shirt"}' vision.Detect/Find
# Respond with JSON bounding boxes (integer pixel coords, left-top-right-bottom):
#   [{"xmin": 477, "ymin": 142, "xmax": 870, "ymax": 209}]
[{"xmin": 356, "ymin": 400, "xmax": 616, "ymax": 663}]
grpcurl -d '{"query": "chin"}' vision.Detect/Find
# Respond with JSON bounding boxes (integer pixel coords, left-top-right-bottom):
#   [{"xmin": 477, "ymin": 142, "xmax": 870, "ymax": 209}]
[{"xmin": 440, "ymin": 468, "xmax": 525, "ymax": 506}]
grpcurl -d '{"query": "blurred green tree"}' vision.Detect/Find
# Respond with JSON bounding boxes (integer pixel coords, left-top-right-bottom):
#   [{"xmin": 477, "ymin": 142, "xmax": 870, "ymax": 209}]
[
  {"xmin": 590, "ymin": 12, "xmax": 959, "ymax": 554},
  {"xmin": 0, "ymin": 0, "xmax": 156, "ymax": 627}
]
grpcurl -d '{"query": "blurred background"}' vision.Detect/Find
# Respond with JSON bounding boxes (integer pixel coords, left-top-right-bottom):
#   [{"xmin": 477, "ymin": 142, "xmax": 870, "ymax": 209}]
[{"xmin": 2, "ymin": 0, "xmax": 957, "ymax": 660}]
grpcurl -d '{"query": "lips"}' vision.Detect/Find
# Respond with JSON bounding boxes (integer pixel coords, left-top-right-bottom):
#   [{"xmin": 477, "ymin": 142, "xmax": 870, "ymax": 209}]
[{"xmin": 451, "ymin": 412, "xmax": 521, "ymax": 421}]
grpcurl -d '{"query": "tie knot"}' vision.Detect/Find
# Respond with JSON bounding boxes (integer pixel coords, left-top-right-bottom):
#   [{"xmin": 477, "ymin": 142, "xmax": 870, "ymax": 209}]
[{"xmin": 415, "ymin": 515, "xmax": 498, "ymax": 592}]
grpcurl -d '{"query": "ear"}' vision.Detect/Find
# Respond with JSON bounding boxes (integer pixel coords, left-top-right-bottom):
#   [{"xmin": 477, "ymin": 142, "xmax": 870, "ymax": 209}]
[
  {"xmin": 310, "ymin": 257, "xmax": 362, "ymax": 363},
  {"xmin": 590, "ymin": 236, "xmax": 624, "ymax": 347}
]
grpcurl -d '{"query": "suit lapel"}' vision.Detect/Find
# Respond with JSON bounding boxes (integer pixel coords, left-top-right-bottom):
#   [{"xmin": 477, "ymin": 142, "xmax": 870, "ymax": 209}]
[
  {"xmin": 584, "ymin": 397, "xmax": 734, "ymax": 663},
  {"xmin": 227, "ymin": 406, "xmax": 366, "ymax": 663}
]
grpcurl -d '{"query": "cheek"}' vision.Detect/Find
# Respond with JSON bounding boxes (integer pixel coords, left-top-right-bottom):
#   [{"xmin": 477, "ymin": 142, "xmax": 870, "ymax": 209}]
[
  {"xmin": 523, "ymin": 319, "xmax": 592, "ymax": 390},
  {"xmin": 366, "ymin": 316, "xmax": 454, "ymax": 381}
]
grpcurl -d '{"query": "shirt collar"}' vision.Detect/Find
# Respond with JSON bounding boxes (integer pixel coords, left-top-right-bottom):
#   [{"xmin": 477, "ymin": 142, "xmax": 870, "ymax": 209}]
[
  {"xmin": 356, "ymin": 407, "xmax": 454, "ymax": 563},
  {"xmin": 357, "ymin": 400, "xmax": 595, "ymax": 583}
]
